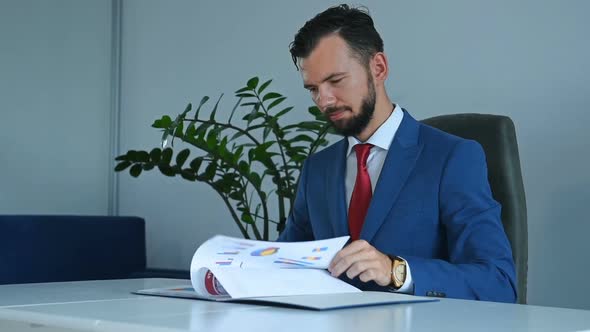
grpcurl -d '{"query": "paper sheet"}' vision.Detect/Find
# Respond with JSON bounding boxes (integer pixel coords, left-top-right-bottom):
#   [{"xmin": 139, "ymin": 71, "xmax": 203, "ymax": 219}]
[{"xmin": 189, "ymin": 235, "xmax": 356, "ymax": 298}]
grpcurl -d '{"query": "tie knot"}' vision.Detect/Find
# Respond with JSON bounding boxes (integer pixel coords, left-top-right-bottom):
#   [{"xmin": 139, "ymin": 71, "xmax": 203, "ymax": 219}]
[{"xmin": 354, "ymin": 143, "xmax": 373, "ymax": 167}]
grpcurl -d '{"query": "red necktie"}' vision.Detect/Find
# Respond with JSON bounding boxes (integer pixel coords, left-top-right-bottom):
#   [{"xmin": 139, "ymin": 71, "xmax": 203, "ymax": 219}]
[{"xmin": 348, "ymin": 143, "xmax": 373, "ymax": 241}]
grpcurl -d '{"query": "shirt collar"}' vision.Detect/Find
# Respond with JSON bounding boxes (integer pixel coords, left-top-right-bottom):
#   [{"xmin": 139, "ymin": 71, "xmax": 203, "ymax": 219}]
[{"xmin": 347, "ymin": 104, "xmax": 404, "ymax": 156}]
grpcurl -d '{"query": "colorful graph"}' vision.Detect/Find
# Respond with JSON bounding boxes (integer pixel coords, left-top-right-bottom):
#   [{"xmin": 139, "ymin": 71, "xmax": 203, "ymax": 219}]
[
  {"xmin": 226, "ymin": 246, "xmax": 250, "ymax": 250},
  {"xmin": 312, "ymin": 247, "xmax": 328, "ymax": 252},
  {"xmin": 215, "ymin": 258, "xmax": 234, "ymax": 266},
  {"xmin": 301, "ymin": 256, "xmax": 321, "ymax": 261},
  {"xmin": 217, "ymin": 251, "xmax": 239, "ymax": 255},
  {"xmin": 234, "ymin": 241, "xmax": 255, "ymax": 247},
  {"xmin": 274, "ymin": 257, "xmax": 313, "ymax": 267},
  {"xmin": 250, "ymin": 247, "xmax": 279, "ymax": 256}
]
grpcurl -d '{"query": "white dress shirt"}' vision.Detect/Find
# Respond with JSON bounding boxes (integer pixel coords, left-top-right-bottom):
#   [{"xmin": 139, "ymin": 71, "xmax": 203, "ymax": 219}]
[{"xmin": 345, "ymin": 104, "xmax": 414, "ymax": 293}]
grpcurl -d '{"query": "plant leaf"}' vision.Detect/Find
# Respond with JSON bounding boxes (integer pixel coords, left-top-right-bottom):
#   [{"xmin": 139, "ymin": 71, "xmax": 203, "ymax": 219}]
[
  {"xmin": 161, "ymin": 148, "xmax": 173, "ymax": 164},
  {"xmin": 152, "ymin": 115, "xmax": 172, "ymax": 128},
  {"xmin": 195, "ymin": 122, "xmax": 211, "ymax": 137},
  {"xmin": 158, "ymin": 164, "xmax": 176, "ymax": 177},
  {"xmin": 114, "ymin": 161, "xmax": 131, "ymax": 172},
  {"xmin": 142, "ymin": 163, "xmax": 155, "ymax": 171},
  {"xmin": 206, "ymin": 130, "xmax": 218, "ymax": 149},
  {"xmin": 209, "ymin": 94, "xmax": 223, "ymax": 121},
  {"xmin": 241, "ymin": 102, "xmax": 260, "ymax": 107},
  {"xmin": 236, "ymin": 93, "xmax": 256, "ymax": 98},
  {"xmin": 149, "ymin": 148, "xmax": 162, "ymax": 162},
  {"xmin": 129, "ymin": 164, "xmax": 142, "ymax": 177},
  {"xmin": 267, "ymin": 97, "xmax": 286, "ymax": 110},
  {"xmin": 247, "ymin": 77, "xmax": 259, "ymax": 90},
  {"xmin": 189, "ymin": 157, "xmax": 203, "ymax": 171},
  {"xmin": 176, "ymin": 148, "xmax": 190, "ymax": 167},
  {"xmin": 204, "ymin": 162, "xmax": 217, "ymax": 180},
  {"xmin": 250, "ymin": 172, "xmax": 261, "ymax": 187},
  {"xmin": 275, "ymin": 106, "xmax": 293, "ymax": 117},
  {"xmin": 296, "ymin": 121, "xmax": 323, "ymax": 131},
  {"xmin": 180, "ymin": 169, "xmax": 197, "ymax": 181},
  {"xmin": 235, "ymin": 86, "xmax": 250, "ymax": 94},
  {"xmin": 231, "ymin": 131, "xmax": 246, "ymax": 141},
  {"xmin": 307, "ymin": 106, "xmax": 322, "ymax": 117},
  {"xmin": 173, "ymin": 121, "xmax": 184, "ymax": 138},
  {"xmin": 228, "ymin": 97, "xmax": 242, "ymax": 123},
  {"xmin": 181, "ymin": 103, "xmax": 192, "ymax": 117},
  {"xmin": 238, "ymin": 160, "xmax": 250, "ymax": 174},
  {"xmin": 263, "ymin": 126, "xmax": 272, "ymax": 140},
  {"xmin": 257, "ymin": 79, "xmax": 272, "ymax": 94},
  {"xmin": 241, "ymin": 211, "xmax": 255, "ymax": 224},
  {"xmin": 233, "ymin": 145, "xmax": 244, "ymax": 163},
  {"xmin": 161, "ymin": 130, "xmax": 170, "ymax": 148},
  {"xmin": 194, "ymin": 96, "xmax": 210, "ymax": 118},
  {"xmin": 289, "ymin": 134, "xmax": 315, "ymax": 143},
  {"xmin": 262, "ymin": 92, "xmax": 282, "ymax": 102},
  {"xmin": 136, "ymin": 151, "xmax": 150, "ymax": 163}
]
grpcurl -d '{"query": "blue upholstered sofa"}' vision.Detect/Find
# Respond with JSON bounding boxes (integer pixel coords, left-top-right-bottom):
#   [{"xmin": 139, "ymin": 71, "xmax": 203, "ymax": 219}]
[{"xmin": 0, "ymin": 215, "xmax": 189, "ymax": 285}]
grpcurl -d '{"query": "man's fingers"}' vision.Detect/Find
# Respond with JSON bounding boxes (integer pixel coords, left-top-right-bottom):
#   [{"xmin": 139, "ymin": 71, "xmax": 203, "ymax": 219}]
[
  {"xmin": 328, "ymin": 240, "xmax": 392, "ymax": 286},
  {"xmin": 329, "ymin": 240, "xmax": 370, "ymax": 272},
  {"xmin": 330, "ymin": 248, "xmax": 372, "ymax": 277},
  {"xmin": 346, "ymin": 260, "xmax": 379, "ymax": 280},
  {"xmin": 358, "ymin": 269, "xmax": 378, "ymax": 283}
]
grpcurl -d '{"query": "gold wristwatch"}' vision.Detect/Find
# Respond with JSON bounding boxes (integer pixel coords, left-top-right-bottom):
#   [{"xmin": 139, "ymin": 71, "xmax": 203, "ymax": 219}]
[{"xmin": 389, "ymin": 255, "xmax": 407, "ymax": 289}]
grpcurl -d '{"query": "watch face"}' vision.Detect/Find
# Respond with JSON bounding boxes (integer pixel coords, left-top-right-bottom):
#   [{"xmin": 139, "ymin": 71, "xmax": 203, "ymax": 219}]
[{"xmin": 395, "ymin": 264, "xmax": 406, "ymax": 280}]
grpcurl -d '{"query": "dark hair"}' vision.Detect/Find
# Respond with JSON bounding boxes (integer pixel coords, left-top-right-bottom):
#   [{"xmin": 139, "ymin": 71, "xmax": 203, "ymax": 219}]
[{"xmin": 289, "ymin": 4, "xmax": 384, "ymax": 70}]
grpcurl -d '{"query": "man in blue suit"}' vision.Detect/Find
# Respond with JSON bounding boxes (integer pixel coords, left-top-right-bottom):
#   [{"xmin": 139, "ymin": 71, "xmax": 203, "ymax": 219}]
[{"xmin": 278, "ymin": 4, "xmax": 517, "ymax": 302}]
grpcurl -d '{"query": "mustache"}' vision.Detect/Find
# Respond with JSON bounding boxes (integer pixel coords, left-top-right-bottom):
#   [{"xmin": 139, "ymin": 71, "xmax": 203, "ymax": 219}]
[{"xmin": 324, "ymin": 106, "xmax": 352, "ymax": 115}]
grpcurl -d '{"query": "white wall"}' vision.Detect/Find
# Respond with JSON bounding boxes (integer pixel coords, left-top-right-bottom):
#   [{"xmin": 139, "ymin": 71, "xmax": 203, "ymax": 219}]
[
  {"xmin": 116, "ymin": 0, "xmax": 590, "ymax": 309},
  {"xmin": 0, "ymin": 0, "xmax": 113, "ymax": 214}
]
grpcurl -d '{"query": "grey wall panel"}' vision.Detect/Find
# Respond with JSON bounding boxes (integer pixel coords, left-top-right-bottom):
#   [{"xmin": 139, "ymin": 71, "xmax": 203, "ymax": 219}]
[{"xmin": 0, "ymin": 0, "xmax": 112, "ymax": 214}]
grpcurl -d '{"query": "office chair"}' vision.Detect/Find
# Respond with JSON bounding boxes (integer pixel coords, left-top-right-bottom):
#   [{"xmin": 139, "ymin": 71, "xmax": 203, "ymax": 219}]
[{"xmin": 421, "ymin": 113, "xmax": 528, "ymax": 304}]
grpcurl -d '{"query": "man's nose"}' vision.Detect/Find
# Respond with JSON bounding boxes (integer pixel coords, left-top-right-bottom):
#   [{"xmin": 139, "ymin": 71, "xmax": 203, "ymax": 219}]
[{"xmin": 316, "ymin": 86, "xmax": 336, "ymax": 112}]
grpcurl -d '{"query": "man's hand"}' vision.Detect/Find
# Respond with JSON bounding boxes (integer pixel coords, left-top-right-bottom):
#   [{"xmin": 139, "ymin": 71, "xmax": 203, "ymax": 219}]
[{"xmin": 328, "ymin": 240, "xmax": 393, "ymax": 286}]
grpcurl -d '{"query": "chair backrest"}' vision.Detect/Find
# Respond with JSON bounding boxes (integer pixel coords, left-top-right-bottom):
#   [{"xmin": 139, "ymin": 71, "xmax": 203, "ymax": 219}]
[
  {"xmin": 0, "ymin": 215, "xmax": 146, "ymax": 284},
  {"xmin": 421, "ymin": 113, "xmax": 528, "ymax": 304}
]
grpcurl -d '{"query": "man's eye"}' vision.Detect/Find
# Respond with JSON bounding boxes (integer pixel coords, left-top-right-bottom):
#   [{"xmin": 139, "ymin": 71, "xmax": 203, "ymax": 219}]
[{"xmin": 330, "ymin": 78, "xmax": 343, "ymax": 84}]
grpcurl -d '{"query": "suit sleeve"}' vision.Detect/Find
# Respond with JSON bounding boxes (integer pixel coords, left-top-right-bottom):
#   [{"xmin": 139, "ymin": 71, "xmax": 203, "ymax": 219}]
[
  {"xmin": 403, "ymin": 140, "xmax": 517, "ymax": 302},
  {"xmin": 277, "ymin": 158, "xmax": 314, "ymax": 242}
]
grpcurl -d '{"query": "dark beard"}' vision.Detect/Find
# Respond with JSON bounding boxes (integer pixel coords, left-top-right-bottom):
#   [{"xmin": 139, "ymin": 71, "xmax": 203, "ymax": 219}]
[{"xmin": 325, "ymin": 78, "xmax": 376, "ymax": 138}]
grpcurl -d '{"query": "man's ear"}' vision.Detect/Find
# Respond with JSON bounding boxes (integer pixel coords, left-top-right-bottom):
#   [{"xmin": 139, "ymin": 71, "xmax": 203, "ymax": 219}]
[{"xmin": 370, "ymin": 52, "xmax": 389, "ymax": 84}]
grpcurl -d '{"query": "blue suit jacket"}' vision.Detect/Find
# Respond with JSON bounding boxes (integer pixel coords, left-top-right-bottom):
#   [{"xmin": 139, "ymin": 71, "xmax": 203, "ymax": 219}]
[{"xmin": 278, "ymin": 110, "xmax": 517, "ymax": 302}]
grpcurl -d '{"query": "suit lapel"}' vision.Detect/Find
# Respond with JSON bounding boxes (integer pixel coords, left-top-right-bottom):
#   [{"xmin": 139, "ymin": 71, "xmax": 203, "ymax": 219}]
[
  {"xmin": 326, "ymin": 139, "xmax": 349, "ymax": 237},
  {"xmin": 360, "ymin": 110, "xmax": 423, "ymax": 242}
]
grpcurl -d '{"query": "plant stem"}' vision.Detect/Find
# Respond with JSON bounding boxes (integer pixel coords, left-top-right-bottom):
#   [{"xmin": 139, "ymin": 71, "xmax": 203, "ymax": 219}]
[
  {"xmin": 238, "ymin": 177, "xmax": 263, "ymax": 240},
  {"xmin": 216, "ymin": 190, "xmax": 249, "ymax": 239},
  {"xmin": 179, "ymin": 132, "xmax": 271, "ymax": 239},
  {"xmin": 255, "ymin": 96, "xmax": 291, "ymax": 239}
]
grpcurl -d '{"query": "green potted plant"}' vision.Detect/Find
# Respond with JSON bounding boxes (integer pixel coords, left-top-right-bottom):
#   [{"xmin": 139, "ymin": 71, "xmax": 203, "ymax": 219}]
[{"xmin": 115, "ymin": 77, "xmax": 334, "ymax": 240}]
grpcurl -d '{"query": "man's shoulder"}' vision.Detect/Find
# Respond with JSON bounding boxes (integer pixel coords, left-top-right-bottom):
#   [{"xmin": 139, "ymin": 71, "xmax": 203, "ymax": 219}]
[
  {"xmin": 417, "ymin": 120, "xmax": 486, "ymax": 163},
  {"xmin": 417, "ymin": 118, "xmax": 486, "ymax": 154},
  {"xmin": 417, "ymin": 120, "xmax": 466, "ymax": 147}
]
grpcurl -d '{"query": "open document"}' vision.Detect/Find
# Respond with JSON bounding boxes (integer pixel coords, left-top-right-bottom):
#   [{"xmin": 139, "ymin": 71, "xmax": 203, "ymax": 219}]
[{"xmin": 134, "ymin": 235, "xmax": 437, "ymax": 310}]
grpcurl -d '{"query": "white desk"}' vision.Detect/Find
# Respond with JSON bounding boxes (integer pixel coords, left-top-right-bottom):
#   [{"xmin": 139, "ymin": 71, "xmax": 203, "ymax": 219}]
[{"xmin": 0, "ymin": 278, "xmax": 589, "ymax": 332}]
